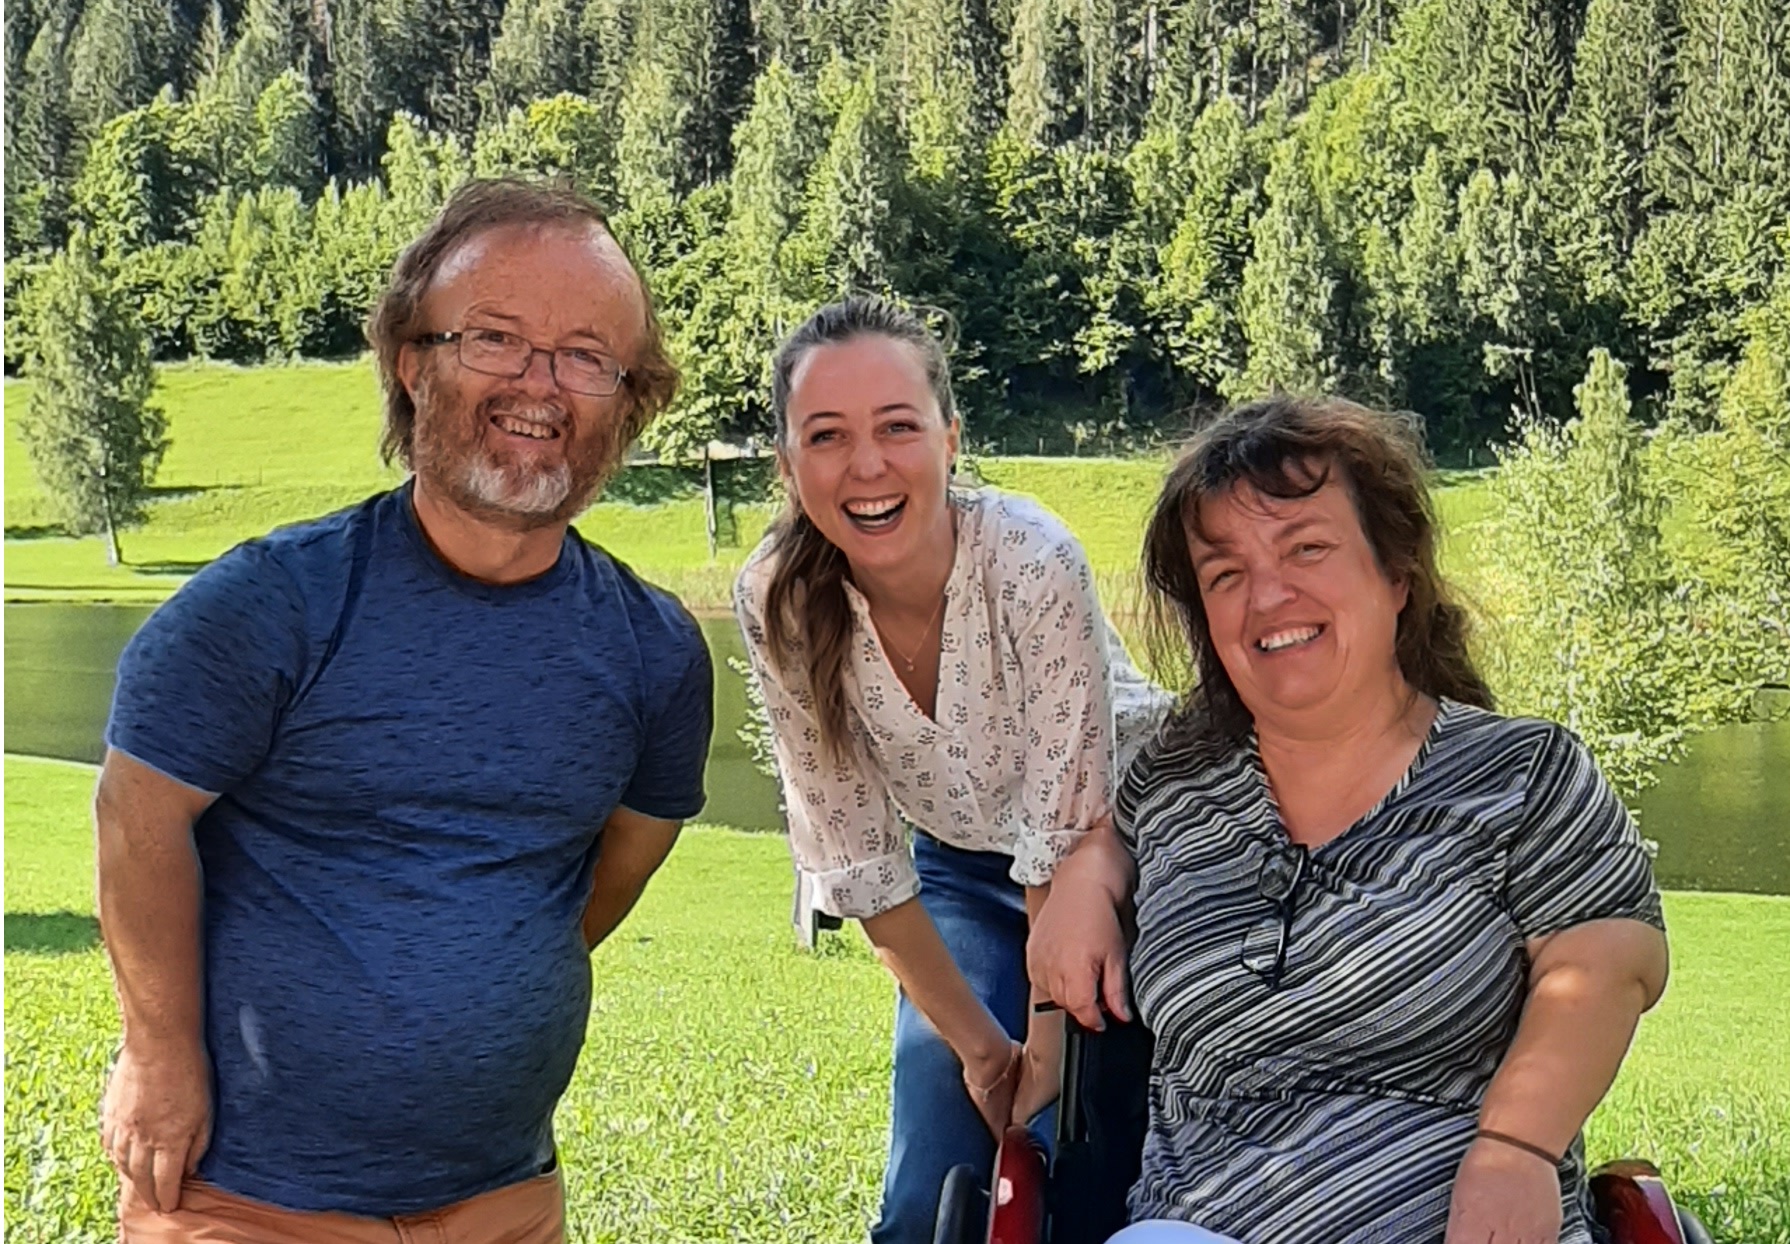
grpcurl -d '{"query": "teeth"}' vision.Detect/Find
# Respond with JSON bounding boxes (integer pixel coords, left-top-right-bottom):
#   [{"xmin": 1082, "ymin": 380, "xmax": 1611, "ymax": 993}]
[
  {"xmin": 494, "ymin": 415, "xmax": 556, "ymax": 440},
  {"xmin": 845, "ymin": 498, "xmax": 903, "ymax": 521},
  {"xmin": 1258, "ymin": 626, "xmax": 1321, "ymax": 652}
]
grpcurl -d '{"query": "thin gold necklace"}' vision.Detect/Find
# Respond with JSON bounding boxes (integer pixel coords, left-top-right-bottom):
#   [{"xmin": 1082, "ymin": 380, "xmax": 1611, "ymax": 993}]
[{"xmin": 881, "ymin": 591, "xmax": 948, "ymax": 673}]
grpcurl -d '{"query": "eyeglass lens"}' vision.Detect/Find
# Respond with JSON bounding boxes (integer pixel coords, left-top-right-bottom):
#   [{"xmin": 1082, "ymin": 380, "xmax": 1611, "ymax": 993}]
[
  {"xmin": 458, "ymin": 332, "xmax": 621, "ymax": 396},
  {"xmin": 1240, "ymin": 845, "xmax": 1308, "ymax": 986}
]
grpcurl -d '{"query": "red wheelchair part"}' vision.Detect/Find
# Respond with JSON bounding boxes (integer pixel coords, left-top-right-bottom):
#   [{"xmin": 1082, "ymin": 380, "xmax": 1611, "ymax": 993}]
[
  {"xmin": 988, "ymin": 1126, "xmax": 1048, "ymax": 1244},
  {"xmin": 1592, "ymin": 1159, "xmax": 1701, "ymax": 1244}
]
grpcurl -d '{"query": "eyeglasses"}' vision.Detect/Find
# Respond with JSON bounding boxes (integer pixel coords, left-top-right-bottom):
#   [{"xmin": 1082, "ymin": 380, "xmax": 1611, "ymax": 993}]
[
  {"xmin": 1239, "ymin": 844, "xmax": 1309, "ymax": 988},
  {"xmin": 415, "ymin": 328, "xmax": 629, "ymax": 397}
]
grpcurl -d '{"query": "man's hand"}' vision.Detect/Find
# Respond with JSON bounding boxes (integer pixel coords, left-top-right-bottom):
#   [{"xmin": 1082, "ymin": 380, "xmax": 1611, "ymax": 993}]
[
  {"xmin": 1444, "ymin": 1136, "xmax": 1563, "ymax": 1244},
  {"xmin": 1027, "ymin": 879, "xmax": 1130, "ymax": 1031},
  {"xmin": 101, "ymin": 1039, "xmax": 212, "ymax": 1213}
]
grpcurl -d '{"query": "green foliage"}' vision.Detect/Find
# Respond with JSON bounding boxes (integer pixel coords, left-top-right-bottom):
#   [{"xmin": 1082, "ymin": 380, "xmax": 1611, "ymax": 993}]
[
  {"xmin": 5, "ymin": 0, "xmax": 1788, "ymax": 477},
  {"xmin": 16, "ymin": 231, "xmax": 168, "ymax": 562},
  {"xmin": 1232, "ymin": 135, "xmax": 1340, "ymax": 398},
  {"xmin": 1472, "ymin": 349, "xmax": 1778, "ymax": 804}
]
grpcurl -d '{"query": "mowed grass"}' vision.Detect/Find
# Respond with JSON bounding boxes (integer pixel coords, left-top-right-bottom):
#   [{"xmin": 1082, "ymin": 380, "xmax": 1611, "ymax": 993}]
[
  {"xmin": 7, "ymin": 756, "xmax": 1789, "ymax": 1242},
  {"xmin": 2, "ymin": 757, "xmax": 894, "ymax": 1243},
  {"xmin": 4, "ymin": 362, "xmax": 1490, "ymax": 609}
]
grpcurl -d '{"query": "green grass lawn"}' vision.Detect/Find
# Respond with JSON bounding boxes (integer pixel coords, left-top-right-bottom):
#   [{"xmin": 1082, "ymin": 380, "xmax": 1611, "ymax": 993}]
[
  {"xmin": 5, "ymin": 756, "xmax": 1788, "ymax": 1242},
  {"xmin": 5, "ymin": 362, "xmax": 1491, "ymax": 610}
]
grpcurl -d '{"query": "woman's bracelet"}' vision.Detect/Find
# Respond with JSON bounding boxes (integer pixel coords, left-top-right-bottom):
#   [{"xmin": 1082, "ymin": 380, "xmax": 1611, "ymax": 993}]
[
  {"xmin": 964, "ymin": 1042, "xmax": 1020, "ymax": 1099},
  {"xmin": 1475, "ymin": 1128, "xmax": 1562, "ymax": 1167}
]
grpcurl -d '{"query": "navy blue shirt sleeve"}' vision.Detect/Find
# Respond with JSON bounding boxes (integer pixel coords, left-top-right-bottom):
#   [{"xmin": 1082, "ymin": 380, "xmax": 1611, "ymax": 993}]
[
  {"xmin": 106, "ymin": 542, "xmax": 309, "ymax": 795},
  {"xmin": 618, "ymin": 610, "xmax": 713, "ymax": 822}
]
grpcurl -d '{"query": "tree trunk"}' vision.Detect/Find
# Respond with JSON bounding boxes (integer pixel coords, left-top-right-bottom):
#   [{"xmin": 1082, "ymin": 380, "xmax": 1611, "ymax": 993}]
[
  {"xmin": 703, "ymin": 445, "xmax": 718, "ymax": 561},
  {"xmin": 97, "ymin": 454, "xmax": 122, "ymax": 567}
]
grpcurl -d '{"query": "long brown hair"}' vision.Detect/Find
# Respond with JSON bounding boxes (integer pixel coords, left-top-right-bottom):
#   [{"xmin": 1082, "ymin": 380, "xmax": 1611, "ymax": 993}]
[
  {"xmin": 760, "ymin": 296, "xmax": 959, "ymax": 761},
  {"xmin": 1142, "ymin": 396, "xmax": 1493, "ymax": 747},
  {"xmin": 366, "ymin": 177, "xmax": 679, "ymax": 469}
]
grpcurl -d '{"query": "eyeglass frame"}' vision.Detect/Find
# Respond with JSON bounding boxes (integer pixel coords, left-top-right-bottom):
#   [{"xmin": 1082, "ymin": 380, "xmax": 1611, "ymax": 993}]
[
  {"xmin": 1239, "ymin": 843, "xmax": 1310, "ymax": 989},
  {"xmin": 413, "ymin": 329, "xmax": 630, "ymax": 397}
]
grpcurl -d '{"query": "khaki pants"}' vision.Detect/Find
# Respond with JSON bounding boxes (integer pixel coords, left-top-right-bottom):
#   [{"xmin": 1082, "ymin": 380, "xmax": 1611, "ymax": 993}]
[{"xmin": 118, "ymin": 1167, "xmax": 565, "ymax": 1244}]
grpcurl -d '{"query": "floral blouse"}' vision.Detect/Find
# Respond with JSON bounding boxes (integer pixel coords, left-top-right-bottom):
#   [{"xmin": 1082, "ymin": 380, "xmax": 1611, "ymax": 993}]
[{"xmin": 734, "ymin": 488, "xmax": 1168, "ymax": 919}]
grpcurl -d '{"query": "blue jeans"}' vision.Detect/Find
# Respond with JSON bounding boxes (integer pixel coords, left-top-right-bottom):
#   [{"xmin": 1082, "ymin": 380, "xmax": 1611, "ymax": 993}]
[{"xmin": 872, "ymin": 834, "xmax": 1053, "ymax": 1244}]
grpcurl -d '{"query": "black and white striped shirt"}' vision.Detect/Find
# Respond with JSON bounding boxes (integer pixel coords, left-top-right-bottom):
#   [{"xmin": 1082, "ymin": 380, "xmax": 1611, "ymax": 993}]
[{"xmin": 1118, "ymin": 699, "xmax": 1664, "ymax": 1243}]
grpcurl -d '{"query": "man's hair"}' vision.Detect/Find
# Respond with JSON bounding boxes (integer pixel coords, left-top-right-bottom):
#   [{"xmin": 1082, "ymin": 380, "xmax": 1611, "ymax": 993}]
[
  {"xmin": 365, "ymin": 178, "xmax": 680, "ymax": 468},
  {"xmin": 1142, "ymin": 395, "xmax": 1494, "ymax": 746}
]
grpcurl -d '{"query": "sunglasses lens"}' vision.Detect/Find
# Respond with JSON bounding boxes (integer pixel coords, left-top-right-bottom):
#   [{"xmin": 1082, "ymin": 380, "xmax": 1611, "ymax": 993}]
[{"xmin": 1240, "ymin": 916, "xmax": 1284, "ymax": 978}]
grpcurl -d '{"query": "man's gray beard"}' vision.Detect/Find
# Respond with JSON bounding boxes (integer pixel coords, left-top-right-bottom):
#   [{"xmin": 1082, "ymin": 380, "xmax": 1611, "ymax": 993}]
[
  {"xmin": 458, "ymin": 454, "xmax": 573, "ymax": 518},
  {"xmin": 411, "ymin": 373, "xmax": 620, "ymax": 528}
]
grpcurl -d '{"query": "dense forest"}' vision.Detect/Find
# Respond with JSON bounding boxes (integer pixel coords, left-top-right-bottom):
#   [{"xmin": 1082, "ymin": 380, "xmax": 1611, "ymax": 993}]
[{"xmin": 5, "ymin": 0, "xmax": 1788, "ymax": 457}]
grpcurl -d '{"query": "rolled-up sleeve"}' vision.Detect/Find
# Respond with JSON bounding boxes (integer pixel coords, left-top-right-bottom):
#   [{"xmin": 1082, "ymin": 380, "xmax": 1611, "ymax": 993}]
[
  {"xmin": 733, "ymin": 563, "xmax": 917, "ymax": 919},
  {"xmin": 1002, "ymin": 532, "xmax": 1117, "ymax": 887}
]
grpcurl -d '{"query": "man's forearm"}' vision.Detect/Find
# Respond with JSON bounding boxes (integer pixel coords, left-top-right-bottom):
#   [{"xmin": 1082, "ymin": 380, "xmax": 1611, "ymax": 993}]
[
  {"xmin": 581, "ymin": 869, "xmax": 656, "ymax": 950},
  {"xmin": 582, "ymin": 809, "xmax": 682, "ymax": 950},
  {"xmin": 94, "ymin": 769, "xmax": 206, "ymax": 1052}
]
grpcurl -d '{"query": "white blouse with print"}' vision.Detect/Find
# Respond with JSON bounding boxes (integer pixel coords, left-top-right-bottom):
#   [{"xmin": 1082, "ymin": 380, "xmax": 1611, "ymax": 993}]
[{"xmin": 734, "ymin": 488, "xmax": 1168, "ymax": 920}]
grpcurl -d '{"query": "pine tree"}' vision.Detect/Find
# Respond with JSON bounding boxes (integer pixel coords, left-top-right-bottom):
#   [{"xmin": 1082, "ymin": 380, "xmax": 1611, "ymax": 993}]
[
  {"xmin": 1390, "ymin": 0, "xmax": 1572, "ymax": 181},
  {"xmin": 1231, "ymin": 135, "xmax": 1339, "ymax": 398},
  {"xmin": 484, "ymin": 0, "xmax": 591, "ymax": 119},
  {"xmin": 1551, "ymin": 0, "xmax": 1678, "ymax": 301},
  {"xmin": 18, "ymin": 229, "xmax": 169, "ymax": 565},
  {"xmin": 784, "ymin": 62, "xmax": 901, "ymax": 303},
  {"xmin": 219, "ymin": 186, "xmax": 324, "ymax": 357},
  {"xmin": 1005, "ymin": 0, "xmax": 1078, "ymax": 145},
  {"xmin": 1662, "ymin": 0, "xmax": 1790, "ymax": 210},
  {"xmin": 252, "ymin": 69, "xmax": 325, "ymax": 194},
  {"xmin": 328, "ymin": 0, "xmax": 390, "ymax": 178},
  {"xmin": 8, "ymin": 5, "xmax": 79, "ymax": 250},
  {"xmin": 66, "ymin": 0, "xmax": 182, "ymax": 138},
  {"xmin": 614, "ymin": 57, "xmax": 688, "ymax": 217},
  {"xmin": 1478, "ymin": 348, "xmax": 1709, "ymax": 800},
  {"xmin": 218, "ymin": 0, "xmax": 304, "ymax": 111}
]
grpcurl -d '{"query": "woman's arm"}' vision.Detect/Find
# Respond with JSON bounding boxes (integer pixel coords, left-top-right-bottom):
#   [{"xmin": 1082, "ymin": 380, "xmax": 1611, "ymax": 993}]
[
  {"xmin": 1445, "ymin": 917, "xmax": 1669, "ymax": 1244},
  {"xmin": 862, "ymin": 898, "xmax": 1021, "ymax": 1134}
]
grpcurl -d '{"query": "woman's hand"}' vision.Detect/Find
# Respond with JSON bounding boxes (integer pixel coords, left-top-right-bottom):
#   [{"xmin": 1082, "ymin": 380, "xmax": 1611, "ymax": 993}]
[
  {"xmin": 1028, "ymin": 877, "xmax": 1131, "ymax": 1030},
  {"xmin": 1444, "ymin": 1136, "xmax": 1563, "ymax": 1244},
  {"xmin": 962, "ymin": 1040, "xmax": 1022, "ymax": 1139},
  {"xmin": 1011, "ymin": 1004, "xmax": 1063, "ymax": 1126}
]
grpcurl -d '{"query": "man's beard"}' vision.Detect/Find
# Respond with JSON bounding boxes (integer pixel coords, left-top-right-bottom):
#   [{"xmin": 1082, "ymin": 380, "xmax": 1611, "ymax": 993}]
[{"xmin": 411, "ymin": 370, "xmax": 625, "ymax": 529}]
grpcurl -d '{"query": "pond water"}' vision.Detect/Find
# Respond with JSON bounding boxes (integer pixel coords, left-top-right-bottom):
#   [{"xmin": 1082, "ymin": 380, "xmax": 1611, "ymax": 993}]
[{"xmin": 6, "ymin": 603, "xmax": 1787, "ymax": 895}]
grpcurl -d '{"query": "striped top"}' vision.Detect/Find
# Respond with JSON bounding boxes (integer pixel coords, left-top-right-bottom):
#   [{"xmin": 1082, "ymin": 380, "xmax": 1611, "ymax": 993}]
[{"xmin": 1118, "ymin": 699, "xmax": 1664, "ymax": 1243}]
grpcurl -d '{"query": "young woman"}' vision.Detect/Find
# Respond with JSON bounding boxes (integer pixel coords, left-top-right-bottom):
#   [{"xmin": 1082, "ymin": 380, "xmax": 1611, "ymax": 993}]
[{"xmin": 733, "ymin": 296, "xmax": 1166, "ymax": 1244}]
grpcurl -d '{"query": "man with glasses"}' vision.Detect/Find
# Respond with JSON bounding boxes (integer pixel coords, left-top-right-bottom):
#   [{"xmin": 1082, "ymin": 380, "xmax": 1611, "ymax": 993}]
[{"xmin": 96, "ymin": 179, "xmax": 713, "ymax": 1242}]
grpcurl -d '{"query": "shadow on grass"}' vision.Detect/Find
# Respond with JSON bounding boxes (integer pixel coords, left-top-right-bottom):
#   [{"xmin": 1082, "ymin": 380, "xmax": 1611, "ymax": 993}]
[
  {"xmin": 5, "ymin": 910, "xmax": 101, "ymax": 954},
  {"xmin": 125, "ymin": 560, "xmax": 212, "ymax": 576},
  {"xmin": 3, "ymin": 524, "xmax": 68, "ymax": 540}
]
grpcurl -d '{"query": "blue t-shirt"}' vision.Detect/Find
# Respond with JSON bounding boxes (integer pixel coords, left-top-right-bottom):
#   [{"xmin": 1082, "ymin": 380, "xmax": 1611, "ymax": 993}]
[{"xmin": 106, "ymin": 484, "xmax": 713, "ymax": 1215}]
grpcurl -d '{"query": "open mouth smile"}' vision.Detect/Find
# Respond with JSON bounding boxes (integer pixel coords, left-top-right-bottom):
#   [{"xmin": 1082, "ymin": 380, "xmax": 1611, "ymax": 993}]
[
  {"xmin": 490, "ymin": 413, "xmax": 562, "ymax": 442},
  {"xmin": 1256, "ymin": 624, "xmax": 1325, "ymax": 653},
  {"xmin": 843, "ymin": 496, "xmax": 906, "ymax": 531}
]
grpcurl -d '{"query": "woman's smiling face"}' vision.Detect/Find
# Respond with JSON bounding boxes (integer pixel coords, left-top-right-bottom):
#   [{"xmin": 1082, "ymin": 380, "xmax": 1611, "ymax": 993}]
[
  {"xmin": 779, "ymin": 333, "xmax": 960, "ymax": 578},
  {"xmin": 1188, "ymin": 470, "xmax": 1409, "ymax": 724}
]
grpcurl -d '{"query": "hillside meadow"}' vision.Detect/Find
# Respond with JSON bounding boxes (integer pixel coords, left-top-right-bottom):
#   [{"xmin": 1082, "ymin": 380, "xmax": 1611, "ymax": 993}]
[{"xmin": 2, "ymin": 360, "xmax": 1493, "ymax": 612}]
